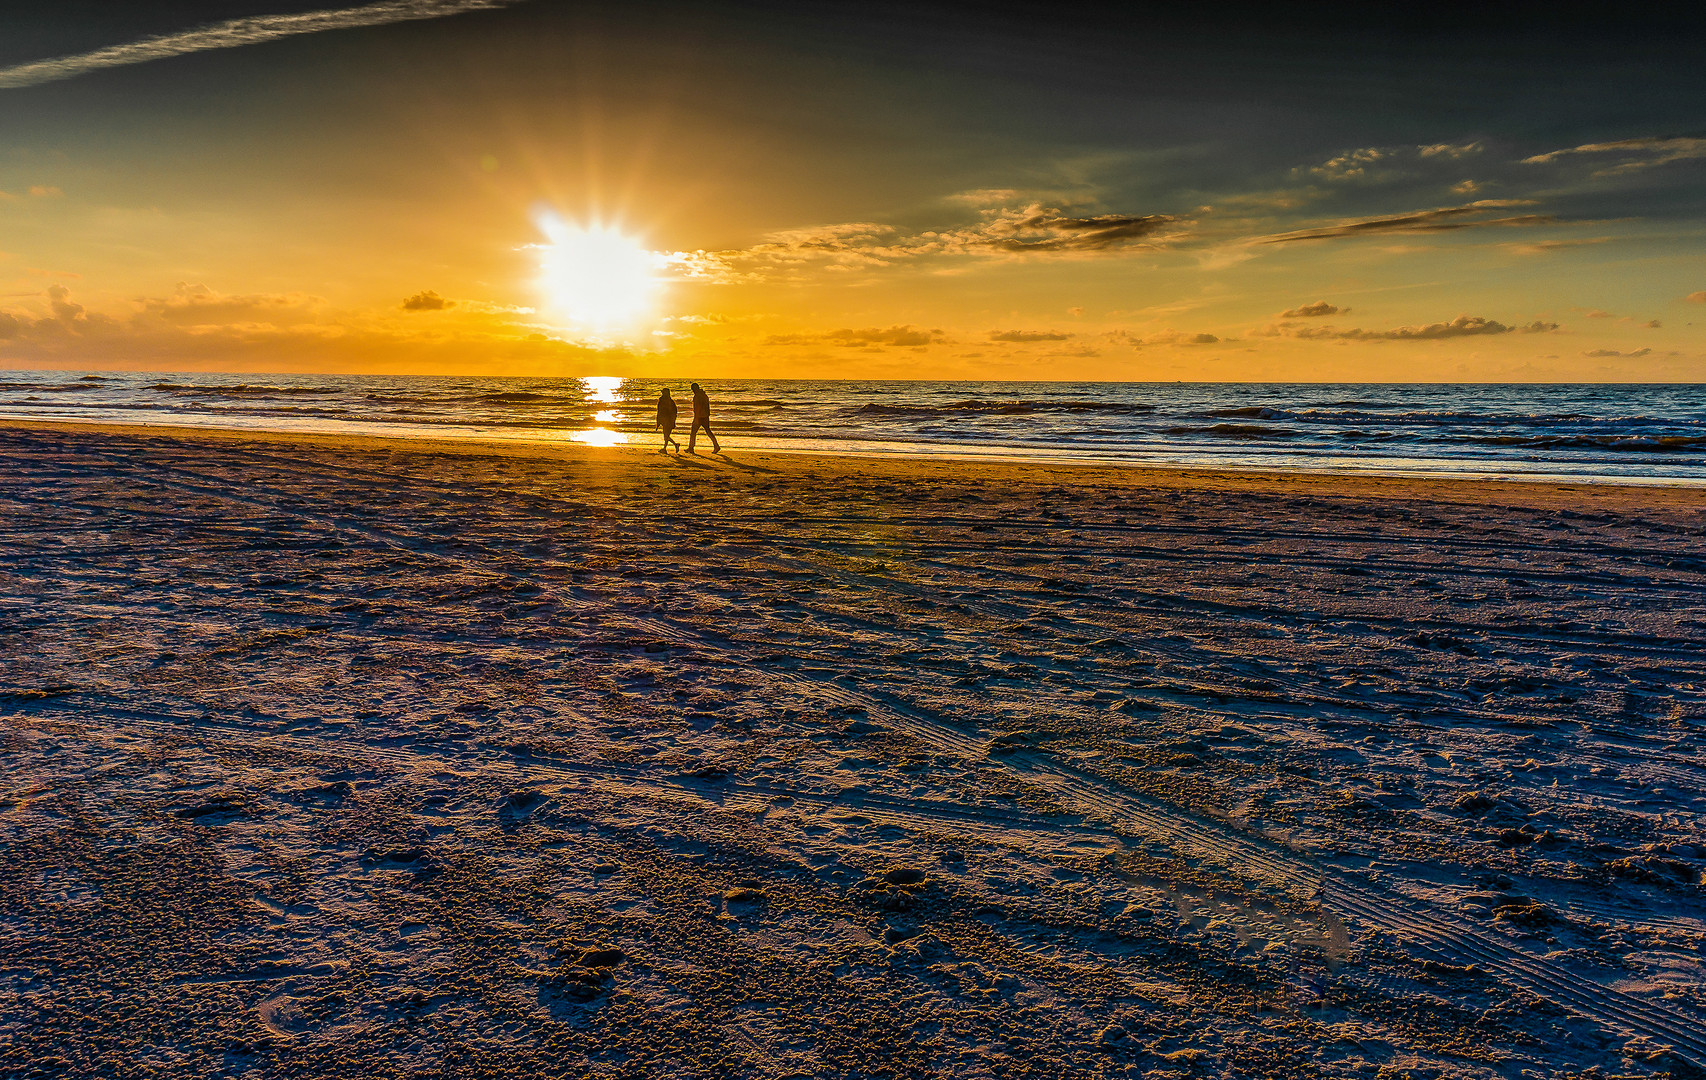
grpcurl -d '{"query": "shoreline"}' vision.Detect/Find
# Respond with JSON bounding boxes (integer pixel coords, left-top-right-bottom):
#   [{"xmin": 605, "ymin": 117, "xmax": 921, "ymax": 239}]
[{"xmin": 8, "ymin": 416, "xmax": 1706, "ymax": 512}]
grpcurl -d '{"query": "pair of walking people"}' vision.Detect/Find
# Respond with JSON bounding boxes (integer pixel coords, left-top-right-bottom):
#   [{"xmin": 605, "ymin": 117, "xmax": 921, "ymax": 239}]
[{"xmin": 654, "ymin": 382, "xmax": 719, "ymax": 455}]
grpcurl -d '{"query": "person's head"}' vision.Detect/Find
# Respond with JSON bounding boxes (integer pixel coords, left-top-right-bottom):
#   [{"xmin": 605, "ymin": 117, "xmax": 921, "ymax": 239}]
[
  {"xmin": 661, "ymin": 387, "xmax": 671, "ymax": 396},
  {"xmin": 690, "ymin": 382, "xmax": 700, "ymax": 391}
]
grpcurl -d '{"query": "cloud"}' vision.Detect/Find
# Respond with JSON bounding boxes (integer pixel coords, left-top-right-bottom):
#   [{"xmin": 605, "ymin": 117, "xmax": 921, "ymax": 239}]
[
  {"xmin": 1688, "ymin": 291, "xmax": 1706, "ymax": 304},
  {"xmin": 829, "ymin": 326, "xmax": 937, "ymax": 347},
  {"xmin": 1503, "ymin": 237, "xmax": 1613, "ymax": 255},
  {"xmin": 0, "ymin": 282, "xmax": 625, "ymax": 374},
  {"xmin": 137, "ymin": 282, "xmax": 321, "ymax": 326},
  {"xmin": 0, "ymin": 284, "xmax": 115, "ymax": 340},
  {"xmin": 0, "ymin": 0, "xmax": 519, "ymax": 90},
  {"xmin": 1261, "ymin": 201, "xmax": 1551, "ymax": 243},
  {"xmin": 1522, "ymin": 136, "xmax": 1706, "ymax": 175},
  {"xmin": 1419, "ymin": 142, "xmax": 1484, "ymax": 159},
  {"xmin": 46, "ymin": 283, "xmax": 85, "ymax": 325},
  {"xmin": 1584, "ymin": 348, "xmax": 1651, "ymax": 358},
  {"xmin": 989, "ymin": 329, "xmax": 1073, "ymax": 342},
  {"xmin": 711, "ymin": 222, "xmax": 903, "ymax": 275},
  {"xmin": 1308, "ymin": 147, "xmax": 1388, "ymax": 182},
  {"xmin": 1576, "ymin": 308, "xmax": 1616, "ymax": 319},
  {"xmin": 690, "ymin": 201, "xmax": 1181, "ymax": 282},
  {"xmin": 976, "ymin": 206, "xmax": 1174, "ymax": 252},
  {"xmin": 946, "ymin": 188, "xmax": 1022, "ymax": 206},
  {"xmin": 1301, "ymin": 142, "xmax": 1482, "ymax": 184},
  {"xmin": 1280, "ymin": 301, "xmax": 1343, "ymax": 318},
  {"xmin": 1107, "ymin": 329, "xmax": 1224, "ymax": 348},
  {"xmin": 401, "ymin": 289, "xmax": 452, "ymax": 311},
  {"xmin": 1260, "ymin": 314, "xmax": 1558, "ymax": 341},
  {"xmin": 765, "ymin": 325, "xmax": 942, "ymax": 347}
]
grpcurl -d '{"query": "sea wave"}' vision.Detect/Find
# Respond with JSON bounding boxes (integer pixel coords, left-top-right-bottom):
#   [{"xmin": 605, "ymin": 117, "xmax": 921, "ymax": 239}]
[
  {"xmin": 150, "ymin": 382, "xmax": 337, "ymax": 397},
  {"xmin": 1455, "ymin": 434, "xmax": 1706, "ymax": 452},
  {"xmin": 855, "ymin": 399, "xmax": 1155, "ymax": 418},
  {"xmin": 1195, "ymin": 404, "xmax": 1694, "ymax": 429},
  {"xmin": 1164, "ymin": 423, "xmax": 1298, "ymax": 439},
  {"xmin": 1202, "ymin": 406, "xmax": 1292, "ymax": 420},
  {"xmin": 475, "ymin": 391, "xmax": 584, "ymax": 404}
]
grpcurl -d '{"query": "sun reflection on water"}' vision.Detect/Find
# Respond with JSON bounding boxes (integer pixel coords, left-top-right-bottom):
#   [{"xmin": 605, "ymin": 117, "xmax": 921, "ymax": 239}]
[{"xmin": 581, "ymin": 375, "xmax": 622, "ymax": 403}]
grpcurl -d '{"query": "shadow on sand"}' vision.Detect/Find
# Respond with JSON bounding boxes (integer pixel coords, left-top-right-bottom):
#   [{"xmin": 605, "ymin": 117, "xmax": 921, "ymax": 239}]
[
  {"xmin": 659, "ymin": 452, "xmax": 778, "ymax": 474},
  {"xmin": 707, "ymin": 453, "xmax": 778, "ymax": 474}
]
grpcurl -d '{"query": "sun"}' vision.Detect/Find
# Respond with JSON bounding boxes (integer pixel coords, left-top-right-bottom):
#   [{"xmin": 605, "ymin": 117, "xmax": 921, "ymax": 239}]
[{"xmin": 536, "ymin": 214, "xmax": 663, "ymax": 335}]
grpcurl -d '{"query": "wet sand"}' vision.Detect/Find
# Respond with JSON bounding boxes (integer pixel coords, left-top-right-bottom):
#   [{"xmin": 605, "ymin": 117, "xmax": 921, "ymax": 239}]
[{"xmin": 4, "ymin": 420, "xmax": 1705, "ymax": 1079}]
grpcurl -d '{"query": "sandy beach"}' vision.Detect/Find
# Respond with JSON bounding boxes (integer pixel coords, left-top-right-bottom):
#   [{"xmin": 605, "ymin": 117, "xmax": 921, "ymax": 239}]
[{"xmin": 4, "ymin": 420, "xmax": 1705, "ymax": 1079}]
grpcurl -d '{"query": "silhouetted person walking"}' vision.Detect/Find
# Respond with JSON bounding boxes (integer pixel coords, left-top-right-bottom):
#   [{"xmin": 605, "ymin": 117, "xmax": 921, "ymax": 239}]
[
  {"xmin": 687, "ymin": 382, "xmax": 720, "ymax": 454},
  {"xmin": 655, "ymin": 387, "xmax": 680, "ymax": 454}
]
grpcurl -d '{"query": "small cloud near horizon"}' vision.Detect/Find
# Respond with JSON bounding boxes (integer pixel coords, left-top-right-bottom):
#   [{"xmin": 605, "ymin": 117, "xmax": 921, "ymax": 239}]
[
  {"xmin": 765, "ymin": 325, "xmax": 942, "ymax": 348},
  {"xmin": 402, "ymin": 290, "xmax": 453, "ymax": 311},
  {"xmin": 1280, "ymin": 301, "xmax": 1343, "ymax": 318},
  {"xmin": 1259, "ymin": 314, "xmax": 1558, "ymax": 341},
  {"xmin": 989, "ymin": 329, "xmax": 1073, "ymax": 342}
]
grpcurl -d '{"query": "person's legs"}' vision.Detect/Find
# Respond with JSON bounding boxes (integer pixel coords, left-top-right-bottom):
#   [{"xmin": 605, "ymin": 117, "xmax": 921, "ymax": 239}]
[
  {"xmin": 687, "ymin": 418, "xmax": 701, "ymax": 453},
  {"xmin": 704, "ymin": 420, "xmax": 720, "ymax": 453}
]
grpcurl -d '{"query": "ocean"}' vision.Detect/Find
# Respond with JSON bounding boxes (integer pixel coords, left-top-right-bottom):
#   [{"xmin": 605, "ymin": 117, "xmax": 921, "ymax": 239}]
[{"xmin": 4, "ymin": 371, "xmax": 1705, "ymax": 484}]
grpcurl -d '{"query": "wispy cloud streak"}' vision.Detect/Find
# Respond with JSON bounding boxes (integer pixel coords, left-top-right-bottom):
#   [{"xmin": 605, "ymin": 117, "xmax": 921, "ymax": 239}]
[
  {"xmin": 0, "ymin": 0, "xmax": 518, "ymax": 90},
  {"xmin": 1258, "ymin": 201, "xmax": 1552, "ymax": 243}
]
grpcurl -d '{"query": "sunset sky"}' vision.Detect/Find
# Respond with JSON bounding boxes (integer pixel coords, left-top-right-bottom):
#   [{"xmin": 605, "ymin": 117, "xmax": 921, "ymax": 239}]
[{"xmin": 2, "ymin": 0, "xmax": 1703, "ymax": 381}]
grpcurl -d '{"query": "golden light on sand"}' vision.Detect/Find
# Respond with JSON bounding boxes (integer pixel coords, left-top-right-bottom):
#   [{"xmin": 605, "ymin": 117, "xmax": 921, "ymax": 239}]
[
  {"xmin": 570, "ymin": 426, "xmax": 626, "ymax": 447},
  {"xmin": 537, "ymin": 217, "xmax": 662, "ymax": 335}
]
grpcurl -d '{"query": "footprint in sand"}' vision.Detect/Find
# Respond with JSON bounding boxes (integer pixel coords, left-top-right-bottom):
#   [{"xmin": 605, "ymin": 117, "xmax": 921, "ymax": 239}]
[{"xmin": 256, "ymin": 994, "xmax": 310, "ymax": 1037}]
